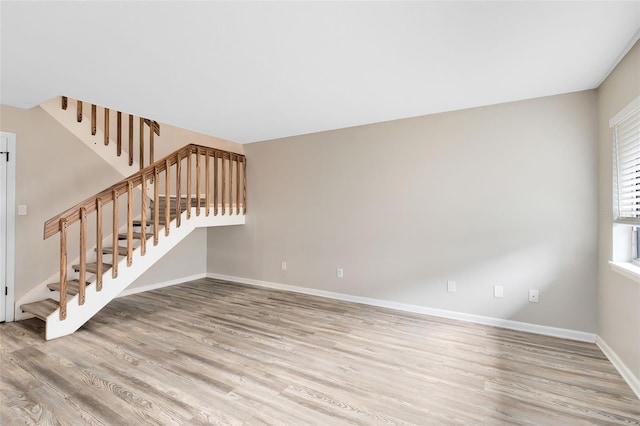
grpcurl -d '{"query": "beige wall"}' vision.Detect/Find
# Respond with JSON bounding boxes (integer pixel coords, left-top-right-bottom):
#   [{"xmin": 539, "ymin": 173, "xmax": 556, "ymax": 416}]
[
  {"xmin": 0, "ymin": 105, "xmax": 124, "ymax": 302},
  {"xmin": 207, "ymin": 90, "xmax": 599, "ymax": 332},
  {"xmin": 153, "ymin": 121, "xmax": 243, "ymax": 157},
  {"xmin": 597, "ymin": 41, "xmax": 640, "ymax": 380}
]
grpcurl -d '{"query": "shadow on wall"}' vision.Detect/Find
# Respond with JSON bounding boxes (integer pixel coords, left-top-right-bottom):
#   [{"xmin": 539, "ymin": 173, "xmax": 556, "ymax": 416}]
[{"xmin": 382, "ymin": 239, "xmax": 583, "ymax": 330}]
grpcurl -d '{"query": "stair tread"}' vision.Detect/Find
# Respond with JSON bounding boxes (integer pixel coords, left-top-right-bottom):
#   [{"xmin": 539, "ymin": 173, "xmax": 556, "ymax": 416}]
[
  {"xmin": 118, "ymin": 231, "xmax": 153, "ymax": 240},
  {"xmin": 72, "ymin": 263, "xmax": 112, "ymax": 274},
  {"xmin": 133, "ymin": 217, "xmax": 175, "ymax": 226},
  {"xmin": 153, "ymin": 196, "xmax": 207, "ymax": 206},
  {"xmin": 20, "ymin": 298, "xmax": 59, "ymax": 321},
  {"xmin": 101, "ymin": 246, "xmax": 130, "ymax": 256},
  {"xmin": 47, "ymin": 279, "xmax": 89, "ymax": 295}
]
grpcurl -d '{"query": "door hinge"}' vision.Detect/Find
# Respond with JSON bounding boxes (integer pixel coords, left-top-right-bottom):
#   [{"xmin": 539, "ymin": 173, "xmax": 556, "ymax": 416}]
[
  {"xmin": 4, "ymin": 287, "xmax": 7, "ymax": 296},
  {"xmin": 0, "ymin": 151, "xmax": 8, "ymax": 161}
]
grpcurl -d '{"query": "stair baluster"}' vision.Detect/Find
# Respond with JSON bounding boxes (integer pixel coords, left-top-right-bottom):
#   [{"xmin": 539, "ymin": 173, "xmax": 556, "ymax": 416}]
[
  {"xmin": 206, "ymin": 148, "xmax": 211, "ymax": 216},
  {"xmin": 128, "ymin": 114, "xmax": 134, "ymax": 166},
  {"xmin": 104, "ymin": 108, "xmax": 110, "ymax": 146},
  {"xmin": 78, "ymin": 207, "xmax": 87, "ymax": 305},
  {"xmin": 165, "ymin": 158, "xmax": 171, "ymax": 236},
  {"xmin": 214, "ymin": 151, "xmax": 219, "ymax": 216},
  {"xmin": 91, "ymin": 104, "xmax": 97, "ymax": 135},
  {"xmin": 186, "ymin": 152, "xmax": 192, "ymax": 220},
  {"xmin": 96, "ymin": 198, "xmax": 103, "ymax": 291},
  {"xmin": 112, "ymin": 189, "xmax": 119, "ymax": 278},
  {"xmin": 117, "ymin": 111, "xmax": 122, "ymax": 156},
  {"xmin": 154, "ymin": 166, "xmax": 160, "ymax": 246},
  {"xmin": 243, "ymin": 158, "xmax": 247, "ymax": 214},
  {"xmin": 140, "ymin": 174, "xmax": 147, "ymax": 256},
  {"xmin": 59, "ymin": 218, "xmax": 68, "ymax": 320},
  {"xmin": 222, "ymin": 152, "xmax": 227, "ymax": 215},
  {"xmin": 127, "ymin": 181, "xmax": 134, "ymax": 266},
  {"xmin": 176, "ymin": 152, "xmax": 182, "ymax": 227},
  {"xmin": 139, "ymin": 117, "xmax": 144, "ymax": 169},
  {"xmin": 150, "ymin": 123, "xmax": 155, "ymax": 164}
]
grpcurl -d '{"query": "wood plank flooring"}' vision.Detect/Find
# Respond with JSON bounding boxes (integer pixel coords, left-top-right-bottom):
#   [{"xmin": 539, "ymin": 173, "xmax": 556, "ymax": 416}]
[{"xmin": 1, "ymin": 278, "xmax": 639, "ymax": 425}]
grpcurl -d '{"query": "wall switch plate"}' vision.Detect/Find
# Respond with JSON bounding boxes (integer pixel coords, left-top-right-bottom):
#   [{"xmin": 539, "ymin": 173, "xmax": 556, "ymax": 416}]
[
  {"xmin": 494, "ymin": 285, "xmax": 503, "ymax": 298},
  {"xmin": 17, "ymin": 205, "xmax": 27, "ymax": 216},
  {"xmin": 281, "ymin": 261, "xmax": 287, "ymax": 271},
  {"xmin": 529, "ymin": 289, "xmax": 539, "ymax": 303},
  {"xmin": 337, "ymin": 268, "xmax": 344, "ymax": 278},
  {"xmin": 447, "ymin": 280, "xmax": 456, "ymax": 293}
]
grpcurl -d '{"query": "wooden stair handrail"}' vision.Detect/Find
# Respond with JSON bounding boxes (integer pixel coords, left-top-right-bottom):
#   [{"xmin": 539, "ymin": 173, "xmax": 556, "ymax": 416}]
[{"xmin": 43, "ymin": 144, "xmax": 245, "ymax": 239}]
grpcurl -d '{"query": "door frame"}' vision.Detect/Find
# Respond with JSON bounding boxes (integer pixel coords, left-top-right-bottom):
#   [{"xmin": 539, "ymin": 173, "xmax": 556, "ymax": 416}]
[{"xmin": 1, "ymin": 132, "xmax": 16, "ymax": 322}]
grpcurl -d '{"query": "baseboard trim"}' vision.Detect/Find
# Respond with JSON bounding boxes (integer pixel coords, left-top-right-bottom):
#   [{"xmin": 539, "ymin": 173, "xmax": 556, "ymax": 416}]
[
  {"xmin": 596, "ymin": 336, "xmax": 640, "ymax": 399},
  {"xmin": 118, "ymin": 273, "xmax": 207, "ymax": 298},
  {"xmin": 205, "ymin": 272, "xmax": 597, "ymax": 343}
]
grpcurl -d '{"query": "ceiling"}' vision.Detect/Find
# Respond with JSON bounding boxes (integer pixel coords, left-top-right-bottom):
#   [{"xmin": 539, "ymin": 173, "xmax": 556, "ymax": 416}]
[{"xmin": 1, "ymin": 1, "xmax": 639, "ymax": 144}]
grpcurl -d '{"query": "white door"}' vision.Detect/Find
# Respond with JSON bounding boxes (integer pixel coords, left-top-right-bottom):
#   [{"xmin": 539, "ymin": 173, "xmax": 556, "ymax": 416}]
[
  {"xmin": 0, "ymin": 132, "xmax": 15, "ymax": 323},
  {"xmin": 0, "ymin": 134, "xmax": 7, "ymax": 322}
]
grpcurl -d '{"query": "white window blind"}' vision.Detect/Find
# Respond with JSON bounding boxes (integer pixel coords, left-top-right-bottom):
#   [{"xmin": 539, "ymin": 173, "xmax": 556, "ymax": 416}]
[{"xmin": 613, "ymin": 98, "xmax": 640, "ymax": 225}]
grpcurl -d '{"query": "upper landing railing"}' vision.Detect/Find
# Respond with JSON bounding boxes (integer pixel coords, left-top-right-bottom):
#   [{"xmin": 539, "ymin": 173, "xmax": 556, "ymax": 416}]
[{"xmin": 62, "ymin": 96, "xmax": 161, "ymax": 169}]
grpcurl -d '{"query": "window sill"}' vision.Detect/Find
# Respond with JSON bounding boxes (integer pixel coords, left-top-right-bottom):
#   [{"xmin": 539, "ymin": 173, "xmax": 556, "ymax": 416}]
[{"xmin": 609, "ymin": 261, "xmax": 640, "ymax": 284}]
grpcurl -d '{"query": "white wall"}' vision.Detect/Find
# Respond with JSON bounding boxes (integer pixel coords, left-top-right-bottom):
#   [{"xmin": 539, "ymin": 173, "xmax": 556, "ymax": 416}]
[
  {"xmin": 207, "ymin": 90, "xmax": 599, "ymax": 333},
  {"xmin": 597, "ymin": 41, "xmax": 640, "ymax": 382}
]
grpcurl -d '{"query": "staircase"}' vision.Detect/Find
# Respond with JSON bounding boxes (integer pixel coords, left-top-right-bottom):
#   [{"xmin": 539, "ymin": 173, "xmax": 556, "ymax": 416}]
[{"xmin": 17, "ymin": 98, "xmax": 246, "ymax": 340}]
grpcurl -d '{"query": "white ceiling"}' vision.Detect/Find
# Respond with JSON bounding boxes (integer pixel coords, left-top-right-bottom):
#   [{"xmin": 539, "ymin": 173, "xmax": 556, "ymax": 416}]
[{"xmin": 1, "ymin": 1, "xmax": 639, "ymax": 144}]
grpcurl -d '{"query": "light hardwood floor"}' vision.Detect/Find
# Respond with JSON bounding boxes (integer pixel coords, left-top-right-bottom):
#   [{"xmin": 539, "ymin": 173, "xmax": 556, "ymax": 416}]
[{"xmin": 1, "ymin": 278, "xmax": 639, "ymax": 425}]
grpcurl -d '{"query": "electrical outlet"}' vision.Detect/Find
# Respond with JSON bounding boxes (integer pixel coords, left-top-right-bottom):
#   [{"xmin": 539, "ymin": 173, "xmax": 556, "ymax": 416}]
[
  {"xmin": 494, "ymin": 285, "xmax": 503, "ymax": 298},
  {"xmin": 281, "ymin": 261, "xmax": 287, "ymax": 271},
  {"xmin": 528, "ymin": 289, "xmax": 539, "ymax": 303},
  {"xmin": 337, "ymin": 268, "xmax": 344, "ymax": 278},
  {"xmin": 447, "ymin": 280, "xmax": 456, "ymax": 293}
]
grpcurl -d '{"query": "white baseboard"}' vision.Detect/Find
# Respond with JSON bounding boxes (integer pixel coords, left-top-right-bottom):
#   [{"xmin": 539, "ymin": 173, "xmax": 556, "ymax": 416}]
[
  {"xmin": 596, "ymin": 336, "xmax": 640, "ymax": 400},
  {"xmin": 118, "ymin": 273, "xmax": 207, "ymax": 297},
  {"xmin": 205, "ymin": 272, "xmax": 597, "ymax": 343}
]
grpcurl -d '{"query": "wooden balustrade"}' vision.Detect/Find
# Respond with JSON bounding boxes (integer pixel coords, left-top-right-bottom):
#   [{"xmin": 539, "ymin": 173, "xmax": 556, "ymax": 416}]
[
  {"xmin": 61, "ymin": 96, "xmax": 160, "ymax": 170},
  {"xmin": 44, "ymin": 144, "xmax": 246, "ymax": 320}
]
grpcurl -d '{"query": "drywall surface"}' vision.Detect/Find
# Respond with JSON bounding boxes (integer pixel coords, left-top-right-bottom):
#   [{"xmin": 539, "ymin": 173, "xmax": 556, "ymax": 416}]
[
  {"xmin": 127, "ymin": 227, "xmax": 207, "ymax": 290},
  {"xmin": 597, "ymin": 41, "xmax": 640, "ymax": 382},
  {"xmin": 0, "ymin": 105, "xmax": 123, "ymax": 302},
  {"xmin": 208, "ymin": 90, "xmax": 599, "ymax": 332}
]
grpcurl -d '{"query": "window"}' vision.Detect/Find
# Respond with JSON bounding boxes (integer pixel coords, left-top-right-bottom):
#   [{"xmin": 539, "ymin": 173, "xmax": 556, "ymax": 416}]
[
  {"xmin": 611, "ymin": 96, "xmax": 640, "ymax": 277},
  {"xmin": 613, "ymin": 97, "xmax": 640, "ymax": 225}
]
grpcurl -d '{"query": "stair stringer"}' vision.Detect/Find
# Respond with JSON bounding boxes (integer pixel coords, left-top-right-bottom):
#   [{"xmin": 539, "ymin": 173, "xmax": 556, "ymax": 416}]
[
  {"xmin": 40, "ymin": 97, "xmax": 141, "ymax": 178},
  {"xmin": 43, "ymin": 210, "xmax": 245, "ymax": 340}
]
